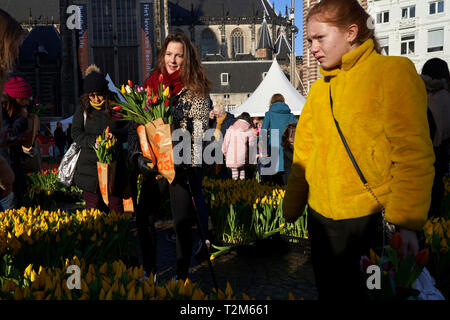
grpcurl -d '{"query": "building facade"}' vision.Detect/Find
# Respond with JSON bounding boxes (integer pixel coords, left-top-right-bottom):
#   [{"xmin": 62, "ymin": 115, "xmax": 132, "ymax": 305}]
[
  {"xmin": 367, "ymin": 0, "xmax": 450, "ymax": 73},
  {"xmin": 3, "ymin": 0, "xmax": 301, "ymax": 116}
]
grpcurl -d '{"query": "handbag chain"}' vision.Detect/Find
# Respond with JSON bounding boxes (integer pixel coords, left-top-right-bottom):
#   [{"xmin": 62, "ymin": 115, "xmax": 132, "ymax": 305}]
[{"xmin": 329, "ymin": 87, "xmax": 394, "ymax": 255}]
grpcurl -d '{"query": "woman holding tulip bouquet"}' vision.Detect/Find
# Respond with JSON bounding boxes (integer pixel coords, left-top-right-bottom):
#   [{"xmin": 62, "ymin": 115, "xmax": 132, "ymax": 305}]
[
  {"xmin": 71, "ymin": 65, "xmax": 129, "ymax": 214},
  {"xmin": 143, "ymin": 32, "xmax": 212, "ymax": 281},
  {"xmin": 282, "ymin": 0, "xmax": 435, "ymax": 300}
]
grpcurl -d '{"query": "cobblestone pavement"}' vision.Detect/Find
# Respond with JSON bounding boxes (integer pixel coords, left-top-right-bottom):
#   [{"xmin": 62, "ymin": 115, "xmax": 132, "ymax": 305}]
[{"xmin": 151, "ymin": 222, "xmax": 318, "ymax": 300}]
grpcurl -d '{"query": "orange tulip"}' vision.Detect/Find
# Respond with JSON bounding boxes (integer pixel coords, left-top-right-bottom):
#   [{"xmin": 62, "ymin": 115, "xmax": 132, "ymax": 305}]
[
  {"xmin": 390, "ymin": 232, "xmax": 402, "ymax": 250},
  {"xmin": 152, "ymin": 95, "xmax": 158, "ymax": 104}
]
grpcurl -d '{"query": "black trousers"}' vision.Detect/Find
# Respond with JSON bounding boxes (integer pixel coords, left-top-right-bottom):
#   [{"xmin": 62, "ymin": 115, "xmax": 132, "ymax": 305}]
[
  {"xmin": 307, "ymin": 206, "xmax": 383, "ymax": 300},
  {"xmin": 132, "ymin": 175, "xmax": 165, "ymax": 275},
  {"xmin": 169, "ymin": 166, "xmax": 208, "ymax": 280}
]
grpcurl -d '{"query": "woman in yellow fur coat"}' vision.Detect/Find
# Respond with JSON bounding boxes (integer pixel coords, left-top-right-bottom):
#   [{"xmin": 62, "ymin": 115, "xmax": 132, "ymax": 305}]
[{"xmin": 283, "ymin": 0, "xmax": 435, "ymax": 300}]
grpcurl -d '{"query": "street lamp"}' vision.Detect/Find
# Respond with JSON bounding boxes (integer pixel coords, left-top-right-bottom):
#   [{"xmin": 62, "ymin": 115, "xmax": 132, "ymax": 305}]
[
  {"xmin": 289, "ymin": 18, "xmax": 298, "ymax": 87},
  {"xmin": 288, "ymin": 2, "xmax": 298, "ymax": 86}
]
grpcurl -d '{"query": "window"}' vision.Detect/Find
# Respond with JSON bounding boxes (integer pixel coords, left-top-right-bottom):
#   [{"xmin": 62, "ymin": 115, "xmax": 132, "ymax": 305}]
[
  {"xmin": 428, "ymin": 29, "xmax": 444, "ymax": 52},
  {"xmin": 430, "ymin": 1, "xmax": 445, "ymax": 14},
  {"xmin": 201, "ymin": 28, "xmax": 217, "ymax": 57},
  {"xmin": 379, "ymin": 37, "xmax": 389, "ymax": 56},
  {"xmin": 401, "ymin": 5, "xmax": 416, "ymax": 19},
  {"xmin": 376, "ymin": 11, "xmax": 389, "ymax": 23},
  {"xmin": 401, "ymin": 34, "xmax": 415, "ymax": 55},
  {"xmin": 221, "ymin": 73, "xmax": 229, "ymax": 85},
  {"xmin": 231, "ymin": 29, "xmax": 244, "ymax": 54}
]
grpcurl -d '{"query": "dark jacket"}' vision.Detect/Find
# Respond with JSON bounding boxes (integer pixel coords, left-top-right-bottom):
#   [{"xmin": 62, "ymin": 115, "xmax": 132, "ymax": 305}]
[
  {"xmin": 71, "ymin": 105, "xmax": 129, "ymax": 194},
  {"xmin": 261, "ymin": 102, "xmax": 296, "ymax": 173}
]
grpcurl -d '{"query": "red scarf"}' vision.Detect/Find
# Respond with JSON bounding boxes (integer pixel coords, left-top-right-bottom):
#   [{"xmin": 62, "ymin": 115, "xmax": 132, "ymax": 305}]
[{"xmin": 144, "ymin": 68, "xmax": 184, "ymax": 97}]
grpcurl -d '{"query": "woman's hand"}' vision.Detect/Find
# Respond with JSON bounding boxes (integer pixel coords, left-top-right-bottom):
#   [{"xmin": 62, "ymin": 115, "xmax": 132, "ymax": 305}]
[{"xmin": 399, "ymin": 227, "xmax": 419, "ymax": 259}]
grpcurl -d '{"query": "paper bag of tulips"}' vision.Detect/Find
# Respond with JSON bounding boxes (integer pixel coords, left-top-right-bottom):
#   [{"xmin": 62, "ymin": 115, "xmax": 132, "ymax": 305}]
[
  {"xmin": 112, "ymin": 78, "xmax": 175, "ymax": 183},
  {"xmin": 93, "ymin": 126, "xmax": 118, "ymax": 205}
]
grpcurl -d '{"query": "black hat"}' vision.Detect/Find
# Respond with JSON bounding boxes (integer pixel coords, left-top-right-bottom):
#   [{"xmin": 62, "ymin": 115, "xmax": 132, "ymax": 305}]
[{"xmin": 82, "ymin": 64, "xmax": 109, "ymax": 94}]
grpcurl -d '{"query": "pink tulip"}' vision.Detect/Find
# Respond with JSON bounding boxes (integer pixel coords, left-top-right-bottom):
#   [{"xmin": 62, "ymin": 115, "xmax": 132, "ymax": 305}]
[{"xmin": 112, "ymin": 113, "xmax": 122, "ymax": 118}]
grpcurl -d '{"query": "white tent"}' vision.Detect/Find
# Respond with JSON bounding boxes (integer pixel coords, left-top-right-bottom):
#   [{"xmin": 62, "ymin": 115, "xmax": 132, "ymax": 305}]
[{"xmin": 230, "ymin": 58, "xmax": 306, "ymax": 117}]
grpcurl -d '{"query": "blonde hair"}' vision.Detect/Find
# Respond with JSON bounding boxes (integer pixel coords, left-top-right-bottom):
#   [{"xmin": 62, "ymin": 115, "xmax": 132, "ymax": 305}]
[
  {"xmin": 0, "ymin": 9, "xmax": 24, "ymax": 92},
  {"xmin": 213, "ymin": 102, "xmax": 224, "ymax": 115}
]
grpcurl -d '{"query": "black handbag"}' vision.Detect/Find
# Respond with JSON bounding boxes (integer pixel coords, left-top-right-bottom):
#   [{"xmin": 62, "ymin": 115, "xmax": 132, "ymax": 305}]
[{"xmin": 329, "ymin": 88, "xmax": 397, "ymax": 249}]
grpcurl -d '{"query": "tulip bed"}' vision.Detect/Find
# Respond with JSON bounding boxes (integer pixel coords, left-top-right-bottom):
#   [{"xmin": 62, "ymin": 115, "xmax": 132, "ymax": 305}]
[
  {"xmin": 0, "ymin": 257, "xmax": 304, "ymax": 300},
  {"xmin": 4, "ymin": 170, "xmax": 447, "ymax": 300},
  {"xmin": 202, "ymin": 178, "xmax": 308, "ymax": 258},
  {"xmin": 24, "ymin": 169, "xmax": 84, "ymax": 209},
  {"xmin": 0, "ymin": 207, "xmax": 134, "ymax": 286}
]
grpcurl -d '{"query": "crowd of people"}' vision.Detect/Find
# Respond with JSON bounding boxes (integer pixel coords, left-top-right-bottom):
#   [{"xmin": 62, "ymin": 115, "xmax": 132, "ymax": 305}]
[{"xmin": 1, "ymin": 0, "xmax": 450, "ymax": 299}]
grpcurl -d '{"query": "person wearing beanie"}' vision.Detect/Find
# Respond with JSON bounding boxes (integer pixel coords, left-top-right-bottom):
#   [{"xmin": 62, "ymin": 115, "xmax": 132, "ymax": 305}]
[
  {"xmin": 421, "ymin": 58, "xmax": 450, "ymax": 218},
  {"xmin": 71, "ymin": 64, "xmax": 130, "ymax": 214},
  {"xmin": 0, "ymin": 8, "xmax": 24, "ymax": 211},
  {"xmin": 1, "ymin": 76, "xmax": 33, "ymax": 207}
]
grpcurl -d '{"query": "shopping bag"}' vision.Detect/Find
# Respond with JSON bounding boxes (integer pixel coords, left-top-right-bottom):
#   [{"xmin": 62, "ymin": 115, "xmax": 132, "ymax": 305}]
[
  {"xmin": 137, "ymin": 125, "xmax": 156, "ymax": 168},
  {"xmin": 414, "ymin": 267, "xmax": 446, "ymax": 300},
  {"xmin": 58, "ymin": 142, "xmax": 81, "ymax": 186},
  {"xmin": 144, "ymin": 118, "xmax": 175, "ymax": 184},
  {"xmin": 123, "ymin": 197, "xmax": 134, "ymax": 213},
  {"xmin": 97, "ymin": 161, "xmax": 117, "ymax": 206}
]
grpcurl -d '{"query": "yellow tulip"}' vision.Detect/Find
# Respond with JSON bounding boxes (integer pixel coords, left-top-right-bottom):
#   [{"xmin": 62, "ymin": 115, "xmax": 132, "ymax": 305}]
[
  {"xmin": 121, "ymin": 85, "xmax": 126, "ymax": 94},
  {"xmin": 163, "ymin": 86, "xmax": 170, "ymax": 98}
]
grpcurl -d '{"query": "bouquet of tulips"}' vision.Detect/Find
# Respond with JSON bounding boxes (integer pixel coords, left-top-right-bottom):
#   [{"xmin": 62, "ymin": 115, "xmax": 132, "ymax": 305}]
[
  {"xmin": 113, "ymin": 76, "xmax": 175, "ymax": 183},
  {"xmin": 360, "ymin": 232, "xmax": 431, "ymax": 300},
  {"xmin": 112, "ymin": 78, "xmax": 173, "ymax": 125},
  {"xmin": 93, "ymin": 126, "xmax": 118, "ymax": 205}
]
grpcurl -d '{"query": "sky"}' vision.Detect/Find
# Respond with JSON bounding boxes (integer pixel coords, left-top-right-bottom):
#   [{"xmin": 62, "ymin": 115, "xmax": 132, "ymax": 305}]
[{"xmin": 272, "ymin": 0, "xmax": 303, "ymax": 55}]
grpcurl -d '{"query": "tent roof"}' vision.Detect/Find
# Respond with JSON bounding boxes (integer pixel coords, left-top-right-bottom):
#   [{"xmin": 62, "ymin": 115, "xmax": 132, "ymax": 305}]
[{"xmin": 230, "ymin": 58, "xmax": 306, "ymax": 117}]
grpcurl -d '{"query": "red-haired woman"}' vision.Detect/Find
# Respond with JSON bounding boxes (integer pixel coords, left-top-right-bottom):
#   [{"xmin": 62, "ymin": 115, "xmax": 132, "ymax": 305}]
[{"xmin": 282, "ymin": 0, "xmax": 434, "ymax": 300}]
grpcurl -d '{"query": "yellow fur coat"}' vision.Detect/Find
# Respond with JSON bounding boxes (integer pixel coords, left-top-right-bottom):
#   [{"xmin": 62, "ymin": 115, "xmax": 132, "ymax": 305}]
[{"xmin": 283, "ymin": 39, "xmax": 435, "ymax": 231}]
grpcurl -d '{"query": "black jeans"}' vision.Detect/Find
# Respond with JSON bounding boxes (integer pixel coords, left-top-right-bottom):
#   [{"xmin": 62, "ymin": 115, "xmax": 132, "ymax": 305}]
[
  {"xmin": 132, "ymin": 174, "xmax": 165, "ymax": 275},
  {"xmin": 170, "ymin": 166, "xmax": 208, "ymax": 280},
  {"xmin": 307, "ymin": 206, "xmax": 383, "ymax": 300}
]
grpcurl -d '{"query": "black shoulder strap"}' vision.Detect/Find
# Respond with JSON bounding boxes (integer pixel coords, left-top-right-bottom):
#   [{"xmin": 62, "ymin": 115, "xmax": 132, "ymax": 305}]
[{"xmin": 329, "ymin": 87, "xmax": 367, "ymax": 185}]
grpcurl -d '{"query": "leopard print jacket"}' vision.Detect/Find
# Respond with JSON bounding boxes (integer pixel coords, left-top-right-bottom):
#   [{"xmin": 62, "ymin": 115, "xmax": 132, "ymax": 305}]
[{"xmin": 172, "ymin": 88, "xmax": 212, "ymax": 166}]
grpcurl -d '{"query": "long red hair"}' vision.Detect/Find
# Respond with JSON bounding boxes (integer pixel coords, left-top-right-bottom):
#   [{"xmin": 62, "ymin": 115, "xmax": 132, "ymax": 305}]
[{"xmin": 307, "ymin": 0, "xmax": 381, "ymax": 54}]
